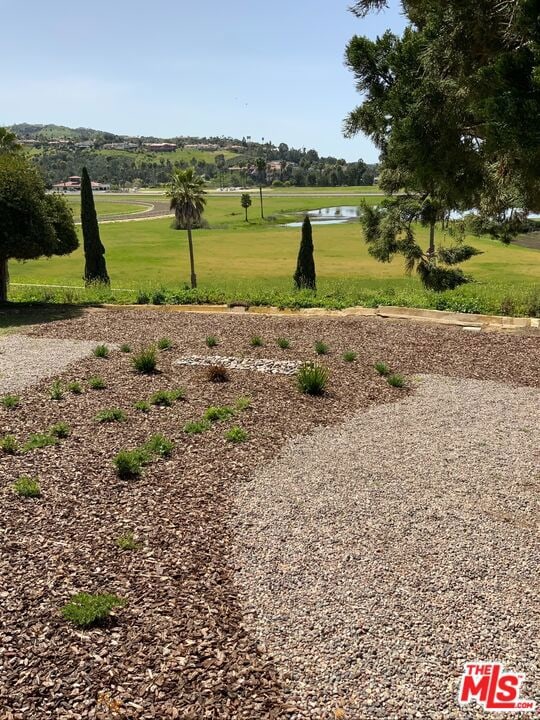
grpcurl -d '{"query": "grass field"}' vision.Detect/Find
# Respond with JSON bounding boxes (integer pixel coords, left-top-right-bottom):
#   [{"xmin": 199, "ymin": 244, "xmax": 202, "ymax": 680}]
[
  {"xmin": 64, "ymin": 197, "xmax": 153, "ymax": 219},
  {"xmin": 9, "ymin": 194, "xmax": 540, "ymax": 315}
]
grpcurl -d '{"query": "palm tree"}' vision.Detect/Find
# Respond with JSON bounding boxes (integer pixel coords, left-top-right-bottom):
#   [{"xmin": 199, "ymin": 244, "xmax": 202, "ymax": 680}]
[
  {"xmin": 167, "ymin": 168, "xmax": 207, "ymax": 289},
  {"xmin": 255, "ymin": 157, "xmax": 266, "ymax": 219},
  {"xmin": 0, "ymin": 128, "xmax": 21, "ymax": 154}
]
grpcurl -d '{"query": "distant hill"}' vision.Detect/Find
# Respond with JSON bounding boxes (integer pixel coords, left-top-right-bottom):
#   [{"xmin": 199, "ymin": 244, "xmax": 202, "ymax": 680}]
[{"xmin": 9, "ymin": 123, "xmax": 378, "ymax": 189}]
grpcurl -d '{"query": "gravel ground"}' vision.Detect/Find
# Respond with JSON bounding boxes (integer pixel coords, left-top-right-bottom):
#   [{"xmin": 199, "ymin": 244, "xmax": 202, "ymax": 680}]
[
  {"xmin": 0, "ymin": 309, "xmax": 538, "ymax": 718},
  {"xmin": 233, "ymin": 375, "xmax": 540, "ymax": 719},
  {"xmin": 0, "ymin": 334, "xmax": 104, "ymax": 393}
]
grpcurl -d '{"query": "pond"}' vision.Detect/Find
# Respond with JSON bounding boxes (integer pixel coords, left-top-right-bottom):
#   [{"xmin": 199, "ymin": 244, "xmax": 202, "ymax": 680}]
[{"xmin": 283, "ymin": 205, "xmax": 361, "ymax": 227}]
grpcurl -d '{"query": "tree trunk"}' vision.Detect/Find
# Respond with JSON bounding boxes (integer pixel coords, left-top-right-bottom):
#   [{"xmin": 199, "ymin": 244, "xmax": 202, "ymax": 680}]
[
  {"xmin": 0, "ymin": 257, "xmax": 8, "ymax": 303},
  {"xmin": 187, "ymin": 225, "xmax": 197, "ymax": 289},
  {"xmin": 259, "ymin": 186, "xmax": 264, "ymax": 219},
  {"xmin": 244, "ymin": 207, "xmax": 248, "ymax": 222},
  {"xmin": 428, "ymin": 219, "xmax": 436, "ymax": 259}
]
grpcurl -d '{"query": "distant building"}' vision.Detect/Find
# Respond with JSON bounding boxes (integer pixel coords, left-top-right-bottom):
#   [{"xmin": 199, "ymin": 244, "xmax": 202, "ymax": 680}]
[
  {"xmin": 143, "ymin": 142, "xmax": 176, "ymax": 152},
  {"xmin": 184, "ymin": 143, "xmax": 220, "ymax": 152},
  {"xmin": 102, "ymin": 142, "xmax": 139, "ymax": 151},
  {"xmin": 75, "ymin": 141, "xmax": 95, "ymax": 149},
  {"xmin": 52, "ymin": 176, "xmax": 110, "ymax": 192}
]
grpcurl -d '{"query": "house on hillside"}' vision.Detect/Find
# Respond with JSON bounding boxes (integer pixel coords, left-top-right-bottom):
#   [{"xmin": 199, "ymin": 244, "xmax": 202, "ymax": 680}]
[
  {"xmin": 52, "ymin": 176, "xmax": 110, "ymax": 192},
  {"xmin": 143, "ymin": 142, "xmax": 176, "ymax": 152}
]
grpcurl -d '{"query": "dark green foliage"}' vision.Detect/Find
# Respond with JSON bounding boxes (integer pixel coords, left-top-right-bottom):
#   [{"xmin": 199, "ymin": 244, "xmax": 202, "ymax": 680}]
[
  {"xmin": 136, "ymin": 290, "xmax": 150, "ymax": 305},
  {"xmin": 294, "ymin": 216, "xmax": 316, "ymax": 290},
  {"xmin": 277, "ymin": 337, "xmax": 290, "ymax": 349},
  {"xmin": 250, "ymin": 335, "xmax": 263, "ymax": 347},
  {"xmin": 62, "ymin": 592, "xmax": 125, "ymax": 628},
  {"xmin": 157, "ymin": 337, "xmax": 172, "ymax": 350},
  {"xmin": 296, "ymin": 362, "xmax": 329, "ymax": 395},
  {"xmin": 374, "ymin": 361, "xmax": 391, "ymax": 376},
  {"xmin": 1, "ymin": 394, "xmax": 20, "ymax": 409},
  {"xmin": 150, "ymin": 389, "xmax": 185, "ymax": 406},
  {"xmin": 95, "ymin": 408, "xmax": 126, "ymax": 423},
  {"xmin": 387, "ymin": 373, "xmax": 406, "ymax": 388},
  {"xmin": 1, "ymin": 435, "xmax": 18, "ymax": 454},
  {"xmin": 88, "ymin": 376, "xmax": 106, "ymax": 390},
  {"xmin": 225, "ymin": 426, "xmax": 249, "ymax": 443},
  {"xmin": 114, "ymin": 449, "xmax": 146, "ymax": 478},
  {"xmin": 241, "ymin": 193, "xmax": 252, "ymax": 221},
  {"xmin": 142, "ymin": 434, "xmax": 174, "ymax": 458},
  {"xmin": 81, "ymin": 167, "xmax": 109, "ymax": 286},
  {"xmin": 21, "ymin": 432, "xmax": 58, "ymax": 452},
  {"xmin": 50, "ymin": 380, "xmax": 63, "ymax": 400},
  {"xmin": 204, "ymin": 405, "xmax": 235, "ymax": 423},
  {"xmin": 132, "ymin": 347, "xmax": 157, "ymax": 373},
  {"xmin": 205, "ymin": 335, "xmax": 218, "ymax": 347},
  {"xmin": 206, "ymin": 365, "xmax": 230, "ymax": 383},
  {"xmin": 314, "ymin": 340, "xmax": 329, "ymax": 355},
  {"xmin": 151, "ymin": 289, "xmax": 166, "ymax": 305},
  {"xmin": 50, "ymin": 421, "xmax": 70, "ymax": 438},
  {"xmin": 343, "ymin": 351, "xmax": 357, "ymax": 362},
  {"xmin": 525, "ymin": 288, "xmax": 540, "ymax": 318},
  {"xmin": 120, "ymin": 343, "xmax": 132, "ymax": 353},
  {"xmin": 13, "ymin": 476, "xmax": 41, "ymax": 498},
  {"xmin": 93, "ymin": 344, "xmax": 109, "ymax": 358},
  {"xmin": 184, "ymin": 419, "xmax": 211, "ymax": 434}
]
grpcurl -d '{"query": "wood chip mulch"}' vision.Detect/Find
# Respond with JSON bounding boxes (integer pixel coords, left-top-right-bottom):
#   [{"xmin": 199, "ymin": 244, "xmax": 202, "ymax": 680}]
[{"xmin": 0, "ymin": 309, "xmax": 538, "ymax": 719}]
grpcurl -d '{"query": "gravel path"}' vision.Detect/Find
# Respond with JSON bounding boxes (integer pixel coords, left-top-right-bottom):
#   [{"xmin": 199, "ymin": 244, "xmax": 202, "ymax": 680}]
[
  {"xmin": 232, "ymin": 375, "xmax": 540, "ymax": 719},
  {"xmin": 0, "ymin": 334, "xmax": 103, "ymax": 393}
]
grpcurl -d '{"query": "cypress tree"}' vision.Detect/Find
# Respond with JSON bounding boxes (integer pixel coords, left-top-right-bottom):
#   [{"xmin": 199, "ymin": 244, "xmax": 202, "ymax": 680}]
[
  {"xmin": 293, "ymin": 216, "xmax": 316, "ymax": 290},
  {"xmin": 81, "ymin": 167, "xmax": 109, "ymax": 285}
]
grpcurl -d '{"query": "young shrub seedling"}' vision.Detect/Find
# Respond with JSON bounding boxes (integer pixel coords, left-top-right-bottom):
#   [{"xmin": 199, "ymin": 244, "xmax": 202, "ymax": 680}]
[
  {"xmin": 204, "ymin": 405, "xmax": 235, "ymax": 423},
  {"xmin": 250, "ymin": 335, "xmax": 264, "ymax": 347},
  {"xmin": 132, "ymin": 347, "xmax": 157, "ymax": 374},
  {"xmin": 93, "ymin": 344, "xmax": 109, "ymax": 359},
  {"xmin": 95, "ymin": 408, "xmax": 126, "ymax": 423},
  {"xmin": 120, "ymin": 343, "xmax": 132, "ymax": 353},
  {"xmin": 50, "ymin": 380, "xmax": 63, "ymax": 401},
  {"xmin": 134, "ymin": 400, "xmax": 150, "ymax": 413},
  {"xmin": 143, "ymin": 434, "xmax": 174, "ymax": 458},
  {"xmin": 297, "ymin": 362, "xmax": 329, "ymax": 396},
  {"xmin": 150, "ymin": 389, "xmax": 185, "ymax": 407},
  {"xmin": 113, "ymin": 449, "xmax": 146, "ymax": 479},
  {"xmin": 374, "ymin": 361, "xmax": 391, "ymax": 376},
  {"xmin": 1, "ymin": 394, "xmax": 20, "ymax": 410},
  {"xmin": 61, "ymin": 592, "xmax": 125, "ymax": 628},
  {"xmin": 67, "ymin": 381, "xmax": 83, "ymax": 395},
  {"xmin": 157, "ymin": 337, "xmax": 173, "ymax": 351},
  {"xmin": 13, "ymin": 476, "xmax": 41, "ymax": 498},
  {"xmin": 343, "ymin": 351, "xmax": 357, "ymax": 363},
  {"xmin": 50, "ymin": 421, "xmax": 71, "ymax": 439},
  {"xmin": 277, "ymin": 337, "xmax": 291, "ymax": 349},
  {"xmin": 314, "ymin": 341, "xmax": 329, "ymax": 355},
  {"xmin": 0, "ymin": 434, "xmax": 18, "ymax": 454},
  {"xmin": 206, "ymin": 365, "xmax": 230, "ymax": 383},
  {"xmin": 234, "ymin": 395, "xmax": 252, "ymax": 412},
  {"xmin": 184, "ymin": 420, "xmax": 211, "ymax": 434},
  {"xmin": 225, "ymin": 426, "xmax": 249, "ymax": 443},
  {"xmin": 205, "ymin": 335, "xmax": 218, "ymax": 348},
  {"xmin": 115, "ymin": 531, "xmax": 140, "ymax": 551},
  {"xmin": 387, "ymin": 373, "xmax": 406, "ymax": 388},
  {"xmin": 88, "ymin": 376, "xmax": 106, "ymax": 390},
  {"xmin": 21, "ymin": 432, "xmax": 58, "ymax": 453}
]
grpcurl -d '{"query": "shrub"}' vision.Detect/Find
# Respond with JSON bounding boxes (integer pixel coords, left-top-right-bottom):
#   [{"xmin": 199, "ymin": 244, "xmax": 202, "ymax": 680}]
[
  {"xmin": 184, "ymin": 420, "xmax": 211, "ymax": 434},
  {"xmin": 67, "ymin": 381, "xmax": 83, "ymax": 394},
  {"xmin": 157, "ymin": 337, "xmax": 173, "ymax": 350},
  {"xmin": 95, "ymin": 408, "xmax": 126, "ymax": 423},
  {"xmin": 296, "ymin": 362, "xmax": 329, "ymax": 396},
  {"xmin": 143, "ymin": 434, "xmax": 174, "ymax": 458},
  {"xmin": 136, "ymin": 290, "xmax": 150, "ymax": 305},
  {"xmin": 250, "ymin": 335, "xmax": 263, "ymax": 347},
  {"xmin": 277, "ymin": 337, "xmax": 290, "ymax": 349},
  {"xmin": 387, "ymin": 373, "xmax": 406, "ymax": 388},
  {"xmin": 22, "ymin": 433, "xmax": 58, "ymax": 453},
  {"xmin": 225, "ymin": 426, "xmax": 249, "ymax": 443},
  {"xmin": 50, "ymin": 380, "xmax": 63, "ymax": 401},
  {"xmin": 343, "ymin": 351, "xmax": 357, "ymax": 362},
  {"xmin": 113, "ymin": 449, "xmax": 146, "ymax": 479},
  {"xmin": 525, "ymin": 287, "xmax": 540, "ymax": 318},
  {"xmin": 62, "ymin": 592, "xmax": 125, "ymax": 628},
  {"xmin": 204, "ymin": 405, "xmax": 235, "ymax": 423},
  {"xmin": 1, "ymin": 434, "xmax": 19, "ymax": 454},
  {"xmin": 374, "ymin": 361, "xmax": 391, "ymax": 376},
  {"xmin": 13, "ymin": 476, "xmax": 41, "ymax": 498},
  {"xmin": 50, "ymin": 421, "xmax": 71, "ymax": 438},
  {"xmin": 116, "ymin": 531, "xmax": 139, "ymax": 551},
  {"xmin": 120, "ymin": 343, "xmax": 132, "ymax": 353},
  {"xmin": 93, "ymin": 344, "xmax": 109, "ymax": 359},
  {"xmin": 151, "ymin": 289, "xmax": 166, "ymax": 305},
  {"xmin": 89, "ymin": 376, "xmax": 106, "ymax": 390},
  {"xmin": 134, "ymin": 400, "xmax": 150, "ymax": 412},
  {"xmin": 206, "ymin": 364, "xmax": 230, "ymax": 383},
  {"xmin": 1, "ymin": 394, "xmax": 20, "ymax": 410},
  {"xmin": 132, "ymin": 347, "xmax": 157, "ymax": 374},
  {"xmin": 205, "ymin": 335, "xmax": 218, "ymax": 347},
  {"xmin": 234, "ymin": 395, "xmax": 252, "ymax": 412},
  {"xmin": 499, "ymin": 296, "xmax": 515, "ymax": 316},
  {"xmin": 314, "ymin": 341, "xmax": 329, "ymax": 355},
  {"xmin": 150, "ymin": 389, "xmax": 185, "ymax": 406}
]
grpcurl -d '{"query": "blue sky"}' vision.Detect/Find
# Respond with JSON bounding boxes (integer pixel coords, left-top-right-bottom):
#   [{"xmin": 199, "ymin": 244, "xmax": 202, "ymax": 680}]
[{"xmin": 0, "ymin": 1, "xmax": 405, "ymax": 162}]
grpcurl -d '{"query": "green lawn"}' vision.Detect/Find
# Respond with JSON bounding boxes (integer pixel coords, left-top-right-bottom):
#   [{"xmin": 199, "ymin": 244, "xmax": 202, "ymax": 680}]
[{"xmin": 64, "ymin": 197, "xmax": 153, "ymax": 219}]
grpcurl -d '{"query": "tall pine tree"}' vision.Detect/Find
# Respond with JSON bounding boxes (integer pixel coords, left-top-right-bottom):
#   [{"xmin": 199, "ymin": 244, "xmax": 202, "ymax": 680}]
[
  {"xmin": 81, "ymin": 167, "xmax": 109, "ymax": 285},
  {"xmin": 293, "ymin": 216, "xmax": 316, "ymax": 290}
]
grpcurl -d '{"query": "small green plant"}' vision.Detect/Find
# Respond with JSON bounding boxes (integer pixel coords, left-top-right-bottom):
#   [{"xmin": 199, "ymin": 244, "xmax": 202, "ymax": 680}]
[
  {"xmin": 387, "ymin": 373, "xmax": 406, "ymax": 388},
  {"xmin": 88, "ymin": 376, "xmax": 106, "ymax": 390},
  {"xmin": 157, "ymin": 337, "xmax": 173, "ymax": 350},
  {"xmin": 250, "ymin": 335, "xmax": 264, "ymax": 347},
  {"xmin": 50, "ymin": 421, "xmax": 71, "ymax": 439},
  {"xmin": 314, "ymin": 341, "xmax": 329, "ymax": 355},
  {"xmin": 203, "ymin": 405, "xmax": 235, "ymax": 423},
  {"xmin": 206, "ymin": 364, "xmax": 230, "ymax": 383},
  {"xmin": 277, "ymin": 337, "xmax": 290, "ymax": 349},
  {"xmin": 0, "ymin": 434, "xmax": 19, "ymax": 454},
  {"xmin": 150, "ymin": 389, "xmax": 185, "ymax": 406},
  {"xmin": 205, "ymin": 335, "xmax": 218, "ymax": 347},
  {"xmin": 343, "ymin": 351, "xmax": 357, "ymax": 362},
  {"xmin": 136, "ymin": 289, "xmax": 150, "ymax": 305},
  {"xmin": 61, "ymin": 592, "xmax": 125, "ymax": 628},
  {"xmin": 13, "ymin": 476, "xmax": 41, "ymax": 498},
  {"xmin": 132, "ymin": 346, "xmax": 157, "ymax": 374},
  {"xmin": 143, "ymin": 434, "xmax": 174, "ymax": 458},
  {"xmin": 296, "ymin": 362, "xmax": 329, "ymax": 396},
  {"xmin": 113, "ymin": 449, "xmax": 146, "ymax": 479},
  {"xmin": 50, "ymin": 380, "xmax": 63, "ymax": 401},
  {"xmin": 1, "ymin": 394, "xmax": 20, "ymax": 409},
  {"xmin": 134, "ymin": 400, "xmax": 150, "ymax": 412},
  {"xmin": 374, "ymin": 361, "xmax": 391, "ymax": 376},
  {"xmin": 95, "ymin": 408, "xmax": 126, "ymax": 423},
  {"xmin": 21, "ymin": 432, "xmax": 58, "ymax": 453},
  {"xmin": 234, "ymin": 395, "xmax": 252, "ymax": 412},
  {"xmin": 225, "ymin": 426, "xmax": 249, "ymax": 443},
  {"xmin": 115, "ymin": 531, "xmax": 139, "ymax": 551},
  {"xmin": 93, "ymin": 344, "xmax": 109, "ymax": 359},
  {"xmin": 67, "ymin": 381, "xmax": 83, "ymax": 394},
  {"xmin": 184, "ymin": 419, "xmax": 211, "ymax": 434},
  {"xmin": 120, "ymin": 343, "xmax": 132, "ymax": 353}
]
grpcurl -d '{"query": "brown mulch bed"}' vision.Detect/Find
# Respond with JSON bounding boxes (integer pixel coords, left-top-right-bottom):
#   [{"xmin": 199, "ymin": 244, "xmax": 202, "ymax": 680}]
[{"xmin": 0, "ymin": 309, "xmax": 538, "ymax": 719}]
